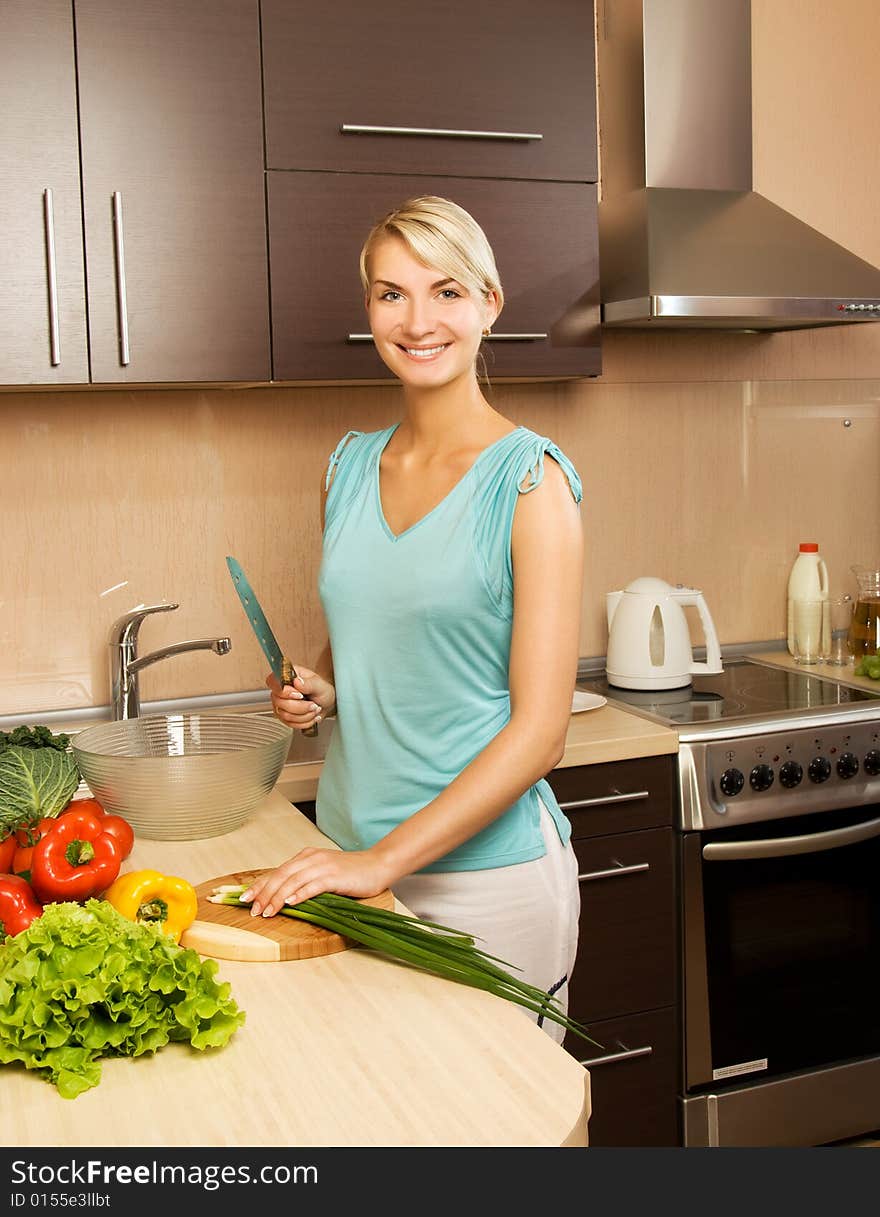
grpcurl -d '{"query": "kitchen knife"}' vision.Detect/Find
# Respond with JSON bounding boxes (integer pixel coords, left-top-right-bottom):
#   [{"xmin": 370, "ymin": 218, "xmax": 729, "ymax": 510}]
[{"xmin": 226, "ymin": 556, "xmax": 318, "ymax": 736}]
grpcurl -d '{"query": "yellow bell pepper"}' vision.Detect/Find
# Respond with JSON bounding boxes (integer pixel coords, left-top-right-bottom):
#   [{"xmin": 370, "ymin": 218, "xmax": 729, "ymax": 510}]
[{"xmin": 104, "ymin": 869, "xmax": 198, "ymax": 943}]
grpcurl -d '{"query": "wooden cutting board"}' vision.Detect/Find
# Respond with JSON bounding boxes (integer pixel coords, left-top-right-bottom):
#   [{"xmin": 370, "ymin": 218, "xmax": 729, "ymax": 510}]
[{"xmin": 180, "ymin": 869, "xmax": 395, "ymax": 962}]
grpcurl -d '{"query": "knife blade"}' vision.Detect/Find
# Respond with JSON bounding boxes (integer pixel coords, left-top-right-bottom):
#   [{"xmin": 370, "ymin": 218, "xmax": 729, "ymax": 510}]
[{"xmin": 226, "ymin": 556, "xmax": 318, "ymax": 736}]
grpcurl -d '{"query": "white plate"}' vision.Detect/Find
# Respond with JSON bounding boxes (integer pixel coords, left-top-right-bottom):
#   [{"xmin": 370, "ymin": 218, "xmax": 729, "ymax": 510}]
[{"xmin": 571, "ymin": 691, "xmax": 607, "ymax": 713}]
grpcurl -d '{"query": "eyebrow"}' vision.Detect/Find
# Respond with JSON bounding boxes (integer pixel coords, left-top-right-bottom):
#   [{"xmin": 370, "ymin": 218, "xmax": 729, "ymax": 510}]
[{"xmin": 373, "ymin": 277, "xmax": 460, "ymax": 291}]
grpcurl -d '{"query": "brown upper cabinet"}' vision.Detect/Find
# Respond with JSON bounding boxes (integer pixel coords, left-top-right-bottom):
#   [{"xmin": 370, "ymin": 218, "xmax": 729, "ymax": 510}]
[
  {"xmin": 0, "ymin": 1, "xmax": 88, "ymax": 384},
  {"xmin": 268, "ymin": 172, "xmax": 601, "ymax": 380},
  {"xmin": 1, "ymin": 0, "xmax": 270, "ymax": 386},
  {"xmin": 261, "ymin": 0, "xmax": 598, "ymax": 183}
]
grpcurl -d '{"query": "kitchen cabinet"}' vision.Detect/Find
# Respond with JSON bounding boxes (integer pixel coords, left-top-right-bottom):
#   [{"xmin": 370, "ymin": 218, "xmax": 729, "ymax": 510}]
[
  {"xmin": 268, "ymin": 171, "xmax": 600, "ymax": 380},
  {"xmin": 1, "ymin": 0, "xmax": 270, "ymax": 386},
  {"xmin": 75, "ymin": 0, "xmax": 270, "ymax": 383},
  {"xmin": 261, "ymin": 0, "xmax": 598, "ymax": 183},
  {"xmin": 547, "ymin": 754, "xmax": 681, "ymax": 1146},
  {"xmin": 0, "ymin": 1, "xmax": 88, "ymax": 384}
]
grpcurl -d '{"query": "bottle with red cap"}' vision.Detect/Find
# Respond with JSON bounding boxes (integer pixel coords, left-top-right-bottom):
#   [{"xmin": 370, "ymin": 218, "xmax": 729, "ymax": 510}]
[{"xmin": 787, "ymin": 542, "xmax": 830, "ymax": 661}]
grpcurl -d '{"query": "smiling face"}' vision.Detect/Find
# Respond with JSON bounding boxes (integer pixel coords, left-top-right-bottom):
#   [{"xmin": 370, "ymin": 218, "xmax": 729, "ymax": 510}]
[{"xmin": 365, "ymin": 235, "xmax": 498, "ymax": 390}]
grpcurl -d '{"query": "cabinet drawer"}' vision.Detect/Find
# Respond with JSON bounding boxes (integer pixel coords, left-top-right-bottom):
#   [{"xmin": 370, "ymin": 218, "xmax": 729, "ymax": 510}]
[
  {"xmin": 568, "ymin": 827, "xmax": 676, "ymax": 1022},
  {"xmin": 267, "ymin": 171, "xmax": 600, "ymax": 381},
  {"xmin": 548, "ymin": 755, "xmax": 676, "ymax": 837},
  {"xmin": 567, "ymin": 1007, "xmax": 680, "ymax": 1147},
  {"xmin": 261, "ymin": 0, "xmax": 597, "ymax": 183}
]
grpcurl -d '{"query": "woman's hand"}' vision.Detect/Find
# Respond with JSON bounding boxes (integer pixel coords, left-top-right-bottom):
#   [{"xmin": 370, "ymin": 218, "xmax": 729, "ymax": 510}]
[
  {"xmin": 267, "ymin": 664, "xmax": 336, "ymax": 730},
  {"xmin": 240, "ymin": 847, "xmax": 392, "ymax": 916}
]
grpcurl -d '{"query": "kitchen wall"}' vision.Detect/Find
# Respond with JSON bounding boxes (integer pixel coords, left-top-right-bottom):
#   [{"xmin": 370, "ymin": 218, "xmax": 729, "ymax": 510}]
[{"xmin": 3, "ymin": 0, "xmax": 879, "ymax": 717}]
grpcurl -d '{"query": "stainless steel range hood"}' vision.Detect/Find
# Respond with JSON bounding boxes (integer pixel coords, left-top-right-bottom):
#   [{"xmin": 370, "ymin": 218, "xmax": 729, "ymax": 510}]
[{"xmin": 599, "ymin": 0, "xmax": 880, "ymax": 331}]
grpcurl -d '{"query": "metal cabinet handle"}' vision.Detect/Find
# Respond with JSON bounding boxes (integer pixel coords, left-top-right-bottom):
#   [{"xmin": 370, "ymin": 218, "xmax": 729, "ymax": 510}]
[
  {"xmin": 346, "ymin": 333, "xmax": 549, "ymax": 343},
  {"xmin": 578, "ymin": 1044, "xmax": 653, "ymax": 1068},
  {"xmin": 43, "ymin": 189, "xmax": 61, "ymax": 366},
  {"xmin": 112, "ymin": 191, "xmax": 130, "ymax": 366},
  {"xmin": 703, "ymin": 813, "xmax": 880, "ymax": 861},
  {"xmin": 578, "ymin": 861, "xmax": 650, "ymax": 883},
  {"xmin": 559, "ymin": 790, "xmax": 650, "ymax": 811},
  {"xmin": 341, "ymin": 123, "xmax": 542, "ymax": 142}
]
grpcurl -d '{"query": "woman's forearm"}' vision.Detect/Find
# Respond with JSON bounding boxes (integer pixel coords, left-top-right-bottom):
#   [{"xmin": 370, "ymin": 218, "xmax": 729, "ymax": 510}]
[{"xmin": 369, "ymin": 714, "xmax": 567, "ymax": 882}]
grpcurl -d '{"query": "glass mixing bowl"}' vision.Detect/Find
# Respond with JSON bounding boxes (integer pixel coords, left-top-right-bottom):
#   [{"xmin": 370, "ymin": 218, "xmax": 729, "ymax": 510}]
[{"xmin": 72, "ymin": 713, "xmax": 292, "ymax": 840}]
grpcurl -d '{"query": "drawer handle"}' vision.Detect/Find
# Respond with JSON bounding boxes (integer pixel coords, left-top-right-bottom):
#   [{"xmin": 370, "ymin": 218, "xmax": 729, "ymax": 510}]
[
  {"xmin": 578, "ymin": 861, "xmax": 650, "ymax": 883},
  {"xmin": 559, "ymin": 790, "xmax": 650, "ymax": 811},
  {"xmin": 578, "ymin": 1044, "xmax": 653, "ymax": 1069},
  {"xmin": 43, "ymin": 188, "xmax": 61, "ymax": 366},
  {"xmin": 346, "ymin": 332, "xmax": 548, "ymax": 343},
  {"xmin": 112, "ymin": 191, "xmax": 130, "ymax": 367},
  {"xmin": 341, "ymin": 123, "xmax": 543, "ymax": 142}
]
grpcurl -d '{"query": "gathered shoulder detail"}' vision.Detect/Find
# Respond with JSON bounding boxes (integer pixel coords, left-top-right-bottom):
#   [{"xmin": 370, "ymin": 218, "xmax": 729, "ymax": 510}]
[
  {"xmin": 324, "ymin": 429, "xmax": 365, "ymax": 492},
  {"xmin": 516, "ymin": 436, "xmax": 583, "ymax": 504},
  {"xmin": 470, "ymin": 429, "xmax": 583, "ymax": 612}
]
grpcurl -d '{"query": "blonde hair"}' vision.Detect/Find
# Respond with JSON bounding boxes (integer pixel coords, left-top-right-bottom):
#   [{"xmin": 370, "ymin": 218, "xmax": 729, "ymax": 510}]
[{"xmin": 359, "ymin": 196, "xmax": 504, "ymax": 316}]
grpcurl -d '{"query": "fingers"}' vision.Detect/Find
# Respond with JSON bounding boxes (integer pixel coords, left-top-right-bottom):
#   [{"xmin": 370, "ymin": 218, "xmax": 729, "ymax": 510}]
[
  {"xmin": 243, "ymin": 854, "xmax": 333, "ymax": 917},
  {"xmin": 268, "ymin": 674, "xmax": 323, "ymax": 728}
]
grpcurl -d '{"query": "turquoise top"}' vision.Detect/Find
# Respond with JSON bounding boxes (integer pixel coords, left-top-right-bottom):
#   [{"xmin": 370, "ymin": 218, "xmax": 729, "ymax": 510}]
[{"xmin": 315, "ymin": 424, "xmax": 583, "ymax": 873}]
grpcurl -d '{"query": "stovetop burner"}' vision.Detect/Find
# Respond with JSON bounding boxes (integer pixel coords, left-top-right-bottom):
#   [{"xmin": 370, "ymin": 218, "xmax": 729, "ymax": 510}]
[{"xmin": 579, "ymin": 658, "xmax": 880, "ymax": 733}]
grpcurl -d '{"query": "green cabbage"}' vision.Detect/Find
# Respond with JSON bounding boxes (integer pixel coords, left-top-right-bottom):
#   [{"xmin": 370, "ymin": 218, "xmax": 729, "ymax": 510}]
[
  {"xmin": 0, "ymin": 741, "xmax": 79, "ymax": 835},
  {"xmin": 0, "ymin": 900, "xmax": 246, "ymax": 1099}
]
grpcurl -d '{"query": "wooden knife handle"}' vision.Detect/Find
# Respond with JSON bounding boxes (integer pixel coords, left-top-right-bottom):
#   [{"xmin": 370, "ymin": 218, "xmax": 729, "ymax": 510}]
[{"xmin": 282, "ymin": 656, "xmax": 319, "ymax": 737}]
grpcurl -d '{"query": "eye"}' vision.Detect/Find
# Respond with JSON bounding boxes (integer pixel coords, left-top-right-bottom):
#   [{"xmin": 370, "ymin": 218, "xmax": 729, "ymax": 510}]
[
  {"xmin": 378, "ymin": 289, "xmax": 402, "ymax": 302},
  {"xmin": 439, "ymin": 288, "xmax": 461, "ymax": 300}
]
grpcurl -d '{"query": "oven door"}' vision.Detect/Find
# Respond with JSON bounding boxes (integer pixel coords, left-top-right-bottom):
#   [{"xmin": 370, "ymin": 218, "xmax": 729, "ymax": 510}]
[{"xmin": 682, "ymin": 804, "xmax": 880, "ymax": 1091}]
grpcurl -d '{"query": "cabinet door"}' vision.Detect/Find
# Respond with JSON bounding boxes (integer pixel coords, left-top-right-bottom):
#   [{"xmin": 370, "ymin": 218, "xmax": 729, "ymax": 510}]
[
  {"xmin": 548, "ymin": 755, "xmax": 677, "ymax": 837},
  {"xmin": 568, "ymin": 1008, "xmax": 680, "ymax": 1147},
  {"xmin": 75, "ymin": 0, "xmax": 270, "ymax": 383},
  {"xmin": 0, "ymin": 0, "xmax": 88, "ymax": 384},
  {"xmin": 261, "ymin": 0, "xmax": 597, "ymax": 183},
  {"xmin": 568, "ymin": 827, "xmax": 676, "ymax": 1023},
  {"xmin": 268, "ymin": 172, "xmax": 600, "ymax": 381}
]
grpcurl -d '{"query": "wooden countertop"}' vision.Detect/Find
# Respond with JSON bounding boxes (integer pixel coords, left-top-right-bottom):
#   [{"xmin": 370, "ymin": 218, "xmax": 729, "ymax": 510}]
[
  {"xmin": 277, "ymin": 702, "xmax": 679, "ymax": 803},
  {"xmin": 2, "ymin": 792, "xmax": 590, "ymax": 1149},
  {"xmin": 749, "ymin": 649, "xmax": 880, "ymax": 696}
]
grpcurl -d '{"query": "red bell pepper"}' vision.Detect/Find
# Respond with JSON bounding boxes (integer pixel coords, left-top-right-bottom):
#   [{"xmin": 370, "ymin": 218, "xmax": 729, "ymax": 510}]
[
  {"xmin": 0, "ymin": 833, "xmax": 16, "ymax": 873},
  {"xmin": 30, "ymin": 807, "xmax": 123, "ymax": 903},
  {"xmin": 0, "ymin": 874, "xmax": 42, "ymax": 938}
]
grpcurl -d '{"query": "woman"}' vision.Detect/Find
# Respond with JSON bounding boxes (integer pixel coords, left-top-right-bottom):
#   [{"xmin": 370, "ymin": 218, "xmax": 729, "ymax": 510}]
[{"xmin": 243, "ymin": 197, "xmax": 584, "ymax": 1040}]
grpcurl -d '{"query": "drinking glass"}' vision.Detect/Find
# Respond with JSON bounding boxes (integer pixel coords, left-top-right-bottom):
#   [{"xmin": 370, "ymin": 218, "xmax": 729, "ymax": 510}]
[
  {"xmin": 791, "ymin": 599, "xmax": 829, "ymax": 665},
  {"xmin": 826, "ymin": 595, "xmax": 854, "ymax": 666}
]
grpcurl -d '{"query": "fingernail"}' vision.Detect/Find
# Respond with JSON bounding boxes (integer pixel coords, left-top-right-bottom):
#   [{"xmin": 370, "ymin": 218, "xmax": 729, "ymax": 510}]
[
  {"xmin": 262, "ymin": 907, "xmax": 274, "ymax": 918},
  {"xmin": 239, "ymin": 890, "xmax": 252, "ymax": 902},
  {"xmin": 250, "ymin": 904, "xmax": 261, "ymax": 917},
  {"xmin": 315, "ymin": 716, "xmax": 322, "ymax": 724}
]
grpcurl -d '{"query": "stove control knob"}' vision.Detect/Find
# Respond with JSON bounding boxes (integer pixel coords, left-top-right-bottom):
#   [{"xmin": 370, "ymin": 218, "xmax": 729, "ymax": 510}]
[
  {"xmin": 809, "ymin": 756, "xmax": 832, "ymax": 783},
  {"xmin": 778, "ymin": 761, "xmax": 803, "ymax": 788},
  {"xmin": 837, "ymin": 752, "xmax": 860, "ymax": 779},
  {"xmin": 864, "ymin": 749, "xmax": 880, "ymax": 776},
  {"xmin": 719, "ymin": 768, "xmax": 745, "ymax": 797},
  {"xmin": 749, "ymin": 763, "xmax": 774, "ymax": 792}
]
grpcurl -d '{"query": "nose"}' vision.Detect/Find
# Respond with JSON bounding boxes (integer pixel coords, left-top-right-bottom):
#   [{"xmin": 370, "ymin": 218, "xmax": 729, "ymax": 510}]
[{"xmin": 400, "ymin": 296, "xmax": 436, "ymax": 339}]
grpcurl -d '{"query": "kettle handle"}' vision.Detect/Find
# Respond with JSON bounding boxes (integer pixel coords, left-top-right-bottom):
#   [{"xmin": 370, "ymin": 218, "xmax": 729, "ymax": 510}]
[{"xmin": 674, "ymin": 591, "xmax": 724, "ymax": 674}]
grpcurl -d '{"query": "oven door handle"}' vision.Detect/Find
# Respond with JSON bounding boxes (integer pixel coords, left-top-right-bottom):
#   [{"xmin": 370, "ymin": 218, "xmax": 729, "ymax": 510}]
[{"xmin": 702, "ymin": 814, "xmax": 880, "ymax": 861}]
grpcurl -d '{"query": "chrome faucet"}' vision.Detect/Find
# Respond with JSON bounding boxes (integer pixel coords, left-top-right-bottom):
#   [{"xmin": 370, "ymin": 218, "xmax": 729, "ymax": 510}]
[{"xmin": 109, "ymin": 603, "xmax": 232, "ymax": 720}]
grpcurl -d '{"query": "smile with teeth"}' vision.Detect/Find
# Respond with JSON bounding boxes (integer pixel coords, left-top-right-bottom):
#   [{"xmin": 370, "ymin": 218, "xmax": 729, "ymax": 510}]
[{"xmin": 399, "ymin": 343, "xmax": 450, "ymax": 359}]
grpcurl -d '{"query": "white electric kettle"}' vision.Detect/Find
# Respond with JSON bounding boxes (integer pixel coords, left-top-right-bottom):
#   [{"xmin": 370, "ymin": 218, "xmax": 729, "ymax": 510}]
[{"xmin": 605, "ymin": 577, "xmax": 723, "ymax": 690}]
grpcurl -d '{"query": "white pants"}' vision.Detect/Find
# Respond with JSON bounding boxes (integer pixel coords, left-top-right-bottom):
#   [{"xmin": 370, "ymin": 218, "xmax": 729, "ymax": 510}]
[{"xmin": 392, "ymin": 798, "xmax": 581, "ymax": 1045}]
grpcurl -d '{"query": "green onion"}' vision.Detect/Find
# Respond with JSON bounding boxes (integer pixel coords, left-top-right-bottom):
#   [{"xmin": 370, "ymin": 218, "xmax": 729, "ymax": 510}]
[{"xmin": 209, "ymin": 886, "xmax": 601, "ymax": 1048}]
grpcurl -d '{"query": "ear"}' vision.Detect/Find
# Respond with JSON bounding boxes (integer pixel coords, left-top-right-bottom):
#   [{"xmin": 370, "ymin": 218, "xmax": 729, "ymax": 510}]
[{"xmin": 485, "ymin": 289, "xmax": 502, "ymax": 329}]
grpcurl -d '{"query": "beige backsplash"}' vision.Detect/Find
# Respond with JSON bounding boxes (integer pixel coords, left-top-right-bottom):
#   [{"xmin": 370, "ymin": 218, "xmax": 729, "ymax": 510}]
[{"xmin": 4, "ymin": 358, "xmax": 880, "ymax": 717}]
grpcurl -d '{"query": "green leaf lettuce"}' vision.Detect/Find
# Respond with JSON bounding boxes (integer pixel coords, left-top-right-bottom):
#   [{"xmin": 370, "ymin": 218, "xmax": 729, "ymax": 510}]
[{"xmin": 0, "ymin": 900, "xmax": 245, "ymax": 1099}]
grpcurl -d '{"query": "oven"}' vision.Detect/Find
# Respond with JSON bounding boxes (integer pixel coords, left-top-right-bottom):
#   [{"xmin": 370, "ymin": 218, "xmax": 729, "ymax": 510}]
[{"xmin": 581, "ymin": 658, "xmax": 880, "ymax": 1147}]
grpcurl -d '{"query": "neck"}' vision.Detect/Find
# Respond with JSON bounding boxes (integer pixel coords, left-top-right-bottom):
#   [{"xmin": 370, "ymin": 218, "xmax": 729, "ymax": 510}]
[{"xmin": 398, "ymin": 374, "xmax": 498, "ymax": 450}]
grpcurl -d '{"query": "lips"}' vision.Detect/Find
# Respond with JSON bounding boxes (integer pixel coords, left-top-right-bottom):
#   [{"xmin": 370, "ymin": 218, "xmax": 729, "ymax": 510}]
[{"xmin": 397, "ymin": 343, "xmax": 450, "ymax": 360}]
